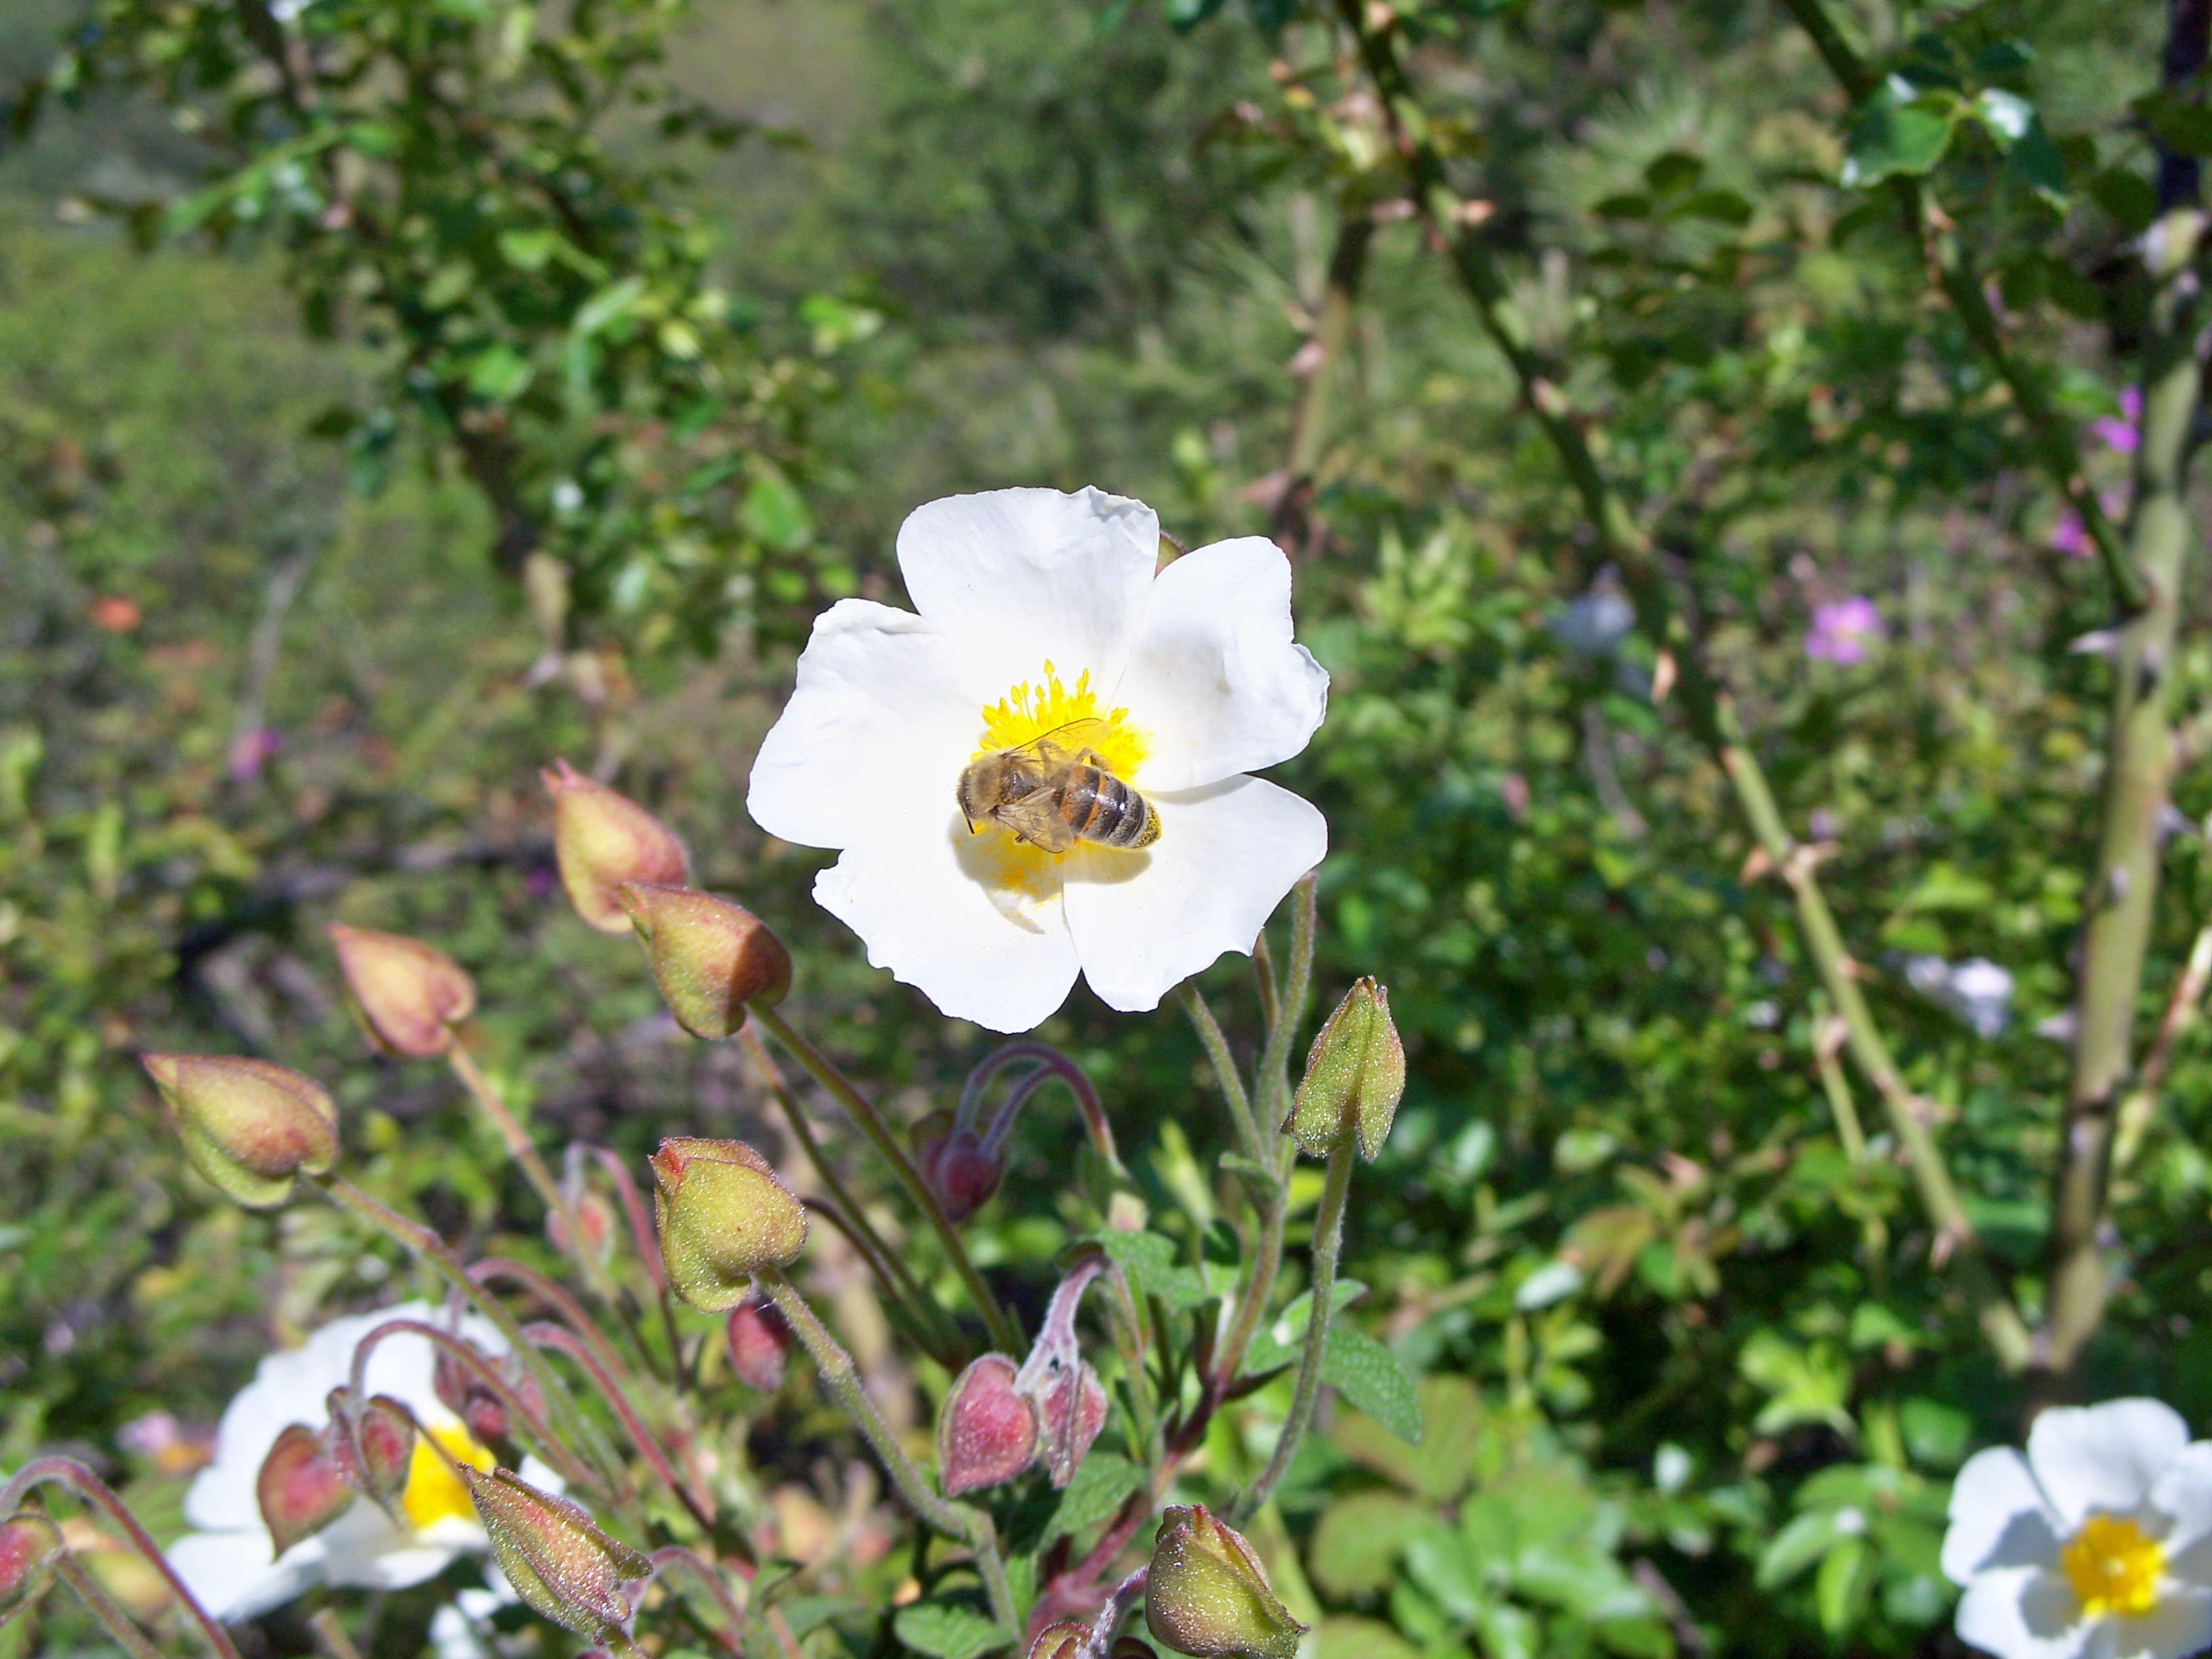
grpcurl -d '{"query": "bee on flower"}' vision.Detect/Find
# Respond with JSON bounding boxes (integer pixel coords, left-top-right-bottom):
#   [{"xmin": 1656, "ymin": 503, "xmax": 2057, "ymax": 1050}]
[
  {"xmin": 748, "ymin": 487, "xmax": 1330, "ymax": 1033},
  {"xmin": 1942, "ymin": 1397, "xmax": 2212, "ymax": 1659}
]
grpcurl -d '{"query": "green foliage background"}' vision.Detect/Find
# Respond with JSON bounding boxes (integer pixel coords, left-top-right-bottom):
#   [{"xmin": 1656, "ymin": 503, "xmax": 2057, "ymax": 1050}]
[{"xmin": 1, "ymin": 0, "xmax": 2205, "ymax": 1656}]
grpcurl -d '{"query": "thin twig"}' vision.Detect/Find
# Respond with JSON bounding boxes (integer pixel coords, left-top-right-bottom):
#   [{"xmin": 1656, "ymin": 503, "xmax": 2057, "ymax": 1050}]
[{"xmin": 446, "ymin": 1046, "xmax": 618, "ymax": 1303}]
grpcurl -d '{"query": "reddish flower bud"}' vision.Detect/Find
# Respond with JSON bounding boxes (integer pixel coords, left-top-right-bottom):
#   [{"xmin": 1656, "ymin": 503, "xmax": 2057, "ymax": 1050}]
[
  {"xmin": 618, "ymin": 883, "xmax": 792, "ymax": 1038},
  {"xmin": 325, "ymin": 1389, "xmax": 416, "ymax": 1508},
  {"xmin": 1145, "ymin": 1505, "xmax": 1306, "ymax": 1659},
  {"xmin": 1031, "ymin": 1360, "xmax": 1109, "ymax": 1490},
  {"xmin": 463, "ymin": 1468, "xmax": 652, "ymax": 1647},
  {"xmin": 548, "ymin": 1187, "xmax": 617, "ymax": 1263},
  {"xmin": 912, "ymin": 1110, "xmax": 1004, "ymax": 1224},
  {"xmin": 0, "ymin": 1511, "xmax": 61, "ymax": 1631},
  {"xmin": 142, "ymin": 1053, "xmax": 339, "ymax": 1208},
  {"xmin": 327, "ymin": 924, "xmax": 476, "ymax": 1059},
  {"xmin": 541, "ymin": 760, "xmax": 690, "ymax": 933},
  {"xmin": 432, "ymin": 1343, "xmax": 544, "ymax": 1450},
  {"xmin": 1029, "ymin": 1622, "xmax": 1090, "ymax": 1659},
  {"xmin": 726, "ymin": 1294, "xmax": 794, "ymax": 1393},
  {"xmin": 1284, "ymin": 978, "xmax": 1404, "ymax": 1162},
  {"xmin": 650, "ymin": 1138, "xmax": 808, "ymax": 1312},
  {"xmin": 257, "ymin": 1423, "xmax": 352, "ymax": 1553},
  {"xmin": 938, "ymin": 1353, "xmax": 1038, "ymax": 1496}
]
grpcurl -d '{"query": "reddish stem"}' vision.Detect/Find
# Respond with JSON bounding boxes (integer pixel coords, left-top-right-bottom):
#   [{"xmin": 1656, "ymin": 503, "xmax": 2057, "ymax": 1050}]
[{"xmin": 524, "ymin": 1322, "xmax": 726, "ymax": 1540}]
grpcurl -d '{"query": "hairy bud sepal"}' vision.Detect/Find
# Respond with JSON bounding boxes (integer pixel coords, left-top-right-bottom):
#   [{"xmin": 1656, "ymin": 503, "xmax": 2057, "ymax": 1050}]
[
  {"xmin": 142, "ymin": 1053, "xmax": 339, "ymax": 1208},
  {"xmin": 651, "ymin": 1138, "xmax": 807, "ymax": 1311},
  {"xmin": 1145, "ymin": 1504, "xmax": 1307, "ymax": 1659},
  {"xmin": 912, "ymin": 1110, "xmax": 1004, "ymax": 1224},
  {"xmin": 0, "ymin": 1511, "xmax": 61, "ymax": 1630},
  {"xmin": 726, "ymin": 1294, "xmax": 794, "ymax": 1393},
  {"xmin": 618, "ymin": 883, "xmax": 792, "ymax": 1038},
  {"xmin": 938, "ymin": 1353, "xmax": 1038, "ymax": 1496},
  {"xmin": 326, "ymin": 1390, "xmax": 417, "ymax": 1510},
  {"xmin": 464, "ymin": 1468, "xmax": 652, "ymax": 1649},
  {"xmin": 327, "ymin": 924, "xmax": 476, "ymax": 1059},
  {"xmin": 1029, "ymin": 1623, "xmax": 1090, "ymax": 1659},
  {"xmin": 1284, "ymin": 978, "xmax": 1404, "ymax": 1162},
  {"xmin": 258, "ymin": 1423, "xmax": 352, "ymax": 1553},
  {"xmin": 541, "ymin": 760, "xmax": 690, "ymax": 933}
]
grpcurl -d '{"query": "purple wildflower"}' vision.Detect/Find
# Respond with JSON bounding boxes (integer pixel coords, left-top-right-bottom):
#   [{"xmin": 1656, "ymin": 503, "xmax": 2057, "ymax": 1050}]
[{"xmin": 1805, "ymin": 596, "xmax": 1883, "ymax": 665}]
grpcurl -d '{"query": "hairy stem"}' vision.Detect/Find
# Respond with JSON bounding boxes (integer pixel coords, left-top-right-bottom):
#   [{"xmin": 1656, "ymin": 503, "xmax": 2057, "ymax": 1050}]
[
  {"xmin": 648, "ymin": 1547, "xmax": 747, "ymax": 1654},
  {"xmin": 1237, "ymin": 1137, "xmax": 1353, "ymax": 1521},
  {"xmin": 527, "ymin": 1322, "xmax": 721, "ymax": 1534},
  {"xmin": 1181, "ymin": 985, "xmax": 1261, "ymax": 1160},
  {"xmin": 54, "ymin": 1550, "xmax": 168, "ymax": 1659},
  {"xmin": 447, "ymin": 1046, "xmax": 617, "ymax": 1303}
]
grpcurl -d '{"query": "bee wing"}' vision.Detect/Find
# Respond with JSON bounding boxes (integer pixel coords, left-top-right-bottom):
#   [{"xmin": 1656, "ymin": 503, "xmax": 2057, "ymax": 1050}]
[
  {"xmin": 1002, "ymin": 716, "xmax": 1113, "ymax": 765},
  {"xmin": 993, "ymin": 784, "xmax": 1077, "ymax": 853}
]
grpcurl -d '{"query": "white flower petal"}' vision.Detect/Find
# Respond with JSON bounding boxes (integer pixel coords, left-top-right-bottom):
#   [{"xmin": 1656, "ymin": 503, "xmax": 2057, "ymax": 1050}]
[
  {"xmin": 2147, "ymin": 1443, "xmax": 2212, "ymax": 1560},
  {"xmin": 895, "ymin": 488, "xmax": 1159, "ymax": 691},
  {"xmin": 816, "ymin": 820, "xmax": 1081, "ymax": 1033},
  {"xmin": 1114, "ymin": 536, "xmax": 1329, "ymax": 790},
  {"xmin": 1946, "ymin": 1448, "xmax": 2066, "ymax": 1582},
  {"xmin": 747, "ymin": 600, "xmax": 980, "ymax": 851},
  {"xmin": 2030, "ymin": 1401, "xmax": 2192, "ymax": 1528},
  {"xmin": 432, "ymin": 1604, "xmax": 492, "ymax": 1659},
  {"xmin": 166, "ymin": 1528, "xmax": 319, "ymax": 1624},
  {"xmin": 1062, "ymin": 776, "xmax": 1326, "ymax": 1014},
  {"xmin": 1954, "ymin": 1566, "xmax": 2091, "ymax": 1659},
  {"xmin": 2116, "ymin": 1590, "xmax": 2212, "ymax": 1659}
]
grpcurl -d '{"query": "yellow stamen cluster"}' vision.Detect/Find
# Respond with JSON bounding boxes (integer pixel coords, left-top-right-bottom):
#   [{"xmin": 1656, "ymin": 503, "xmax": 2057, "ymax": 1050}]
[
  {"xmin": 401, "ymin": 1422, "xmax": 497, "ymax": 1532},
  {"xmin": 975, "ymin": 661, "xmax": 1147, "ymax": 779},
  {"xmin": 2062, "ymin": 1514, "xmax": 2165, "ymax": 1619}
]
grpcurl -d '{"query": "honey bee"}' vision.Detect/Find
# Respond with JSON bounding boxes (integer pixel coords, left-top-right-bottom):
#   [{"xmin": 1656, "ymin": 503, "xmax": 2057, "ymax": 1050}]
[{"xmin": 957, "ymin": 718, "xmax": 1160, "ymax": 855}]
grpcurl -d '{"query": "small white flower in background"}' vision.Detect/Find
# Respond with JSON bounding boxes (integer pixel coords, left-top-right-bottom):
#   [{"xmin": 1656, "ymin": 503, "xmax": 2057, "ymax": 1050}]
[
  {"xmin": 166, "ymin": 1302, "xmax": 550, "ymax": 1624},
  {"xmin": 1906, "ymin": 954, "xmax": 2015, "ymax": 1038},
  {"xmin": 1942, "ymin": 1397, "xmax": 2212, "ymax": 1659},
  {"xmin": 748, "ymin": 487, "xmax": 1330, "ymax": 1033}
]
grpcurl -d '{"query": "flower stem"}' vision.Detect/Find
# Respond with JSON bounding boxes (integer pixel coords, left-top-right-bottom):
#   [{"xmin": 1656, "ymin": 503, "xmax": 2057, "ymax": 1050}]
[
  {"xmin": 525, "ymin": 1322, "xmax": 720, "ymax": 1532},
  {"xmin": 1261, "ymin": 876, "xmax": 1318, "ymax": 1180},
  {"xmin": 307, "ymin": 1609, "xmax": 366, "ymax": 1659},
  {"xmin": 648, "ymin": 1547, "xmax": 747, "ymax": 1654},
  {"xmin": 447, "ymin": 1045, "xmax": 619, "ymax": 1304},
  {"xmin": 0, "ymin": 1458, "xmax": 242, "ymax": 1659},
  {"xmin": 1237, "ymin": 1138, "xmax": 1353, "ymax": 1521},
  {"xmin": 1180, "ymin": 985, "xmax": 1261, "ymax": 1161},
  {"xmin": 752, "ymin": 1006, "xmax": 1018, "ymax": 1353},
  {"xmin": 348, "ymin": 1317, "xmax": 598, "ymax": 1492},
  {"xmin": 757, "ymin": 1269, "xmax": 1017, "ymax": 1633},
  {"xmin": 53, "ymin": 1549, "xmax": 168, "ymax": 1659}
]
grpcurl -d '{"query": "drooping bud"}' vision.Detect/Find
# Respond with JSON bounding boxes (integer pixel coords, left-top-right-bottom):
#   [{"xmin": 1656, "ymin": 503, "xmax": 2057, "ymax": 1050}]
[
  {"xmin": 548, "ymin": 1187, "xmax": 617, "ymax": 1263},
  {"xmin": 912, "ymin": 1111, "xmax": 1005, "ymax": 1224},
  {"xmin": 1144, "ymin": 1505, "xmax": 1307, "ymax": 1659},
  {"xmin": 650, "ymin": 1138, "xmax": 807, "ymax": 1311},
  {"xmin": 327, "ymin": 924, "xmax": 476, "ymax": 1059},
  {"xmin": 325, "ymin": 1389, "xmax": 416, "ymax": 1508},
  {"xmin": 142, "ymin": 1053, "xmax": 339, "ymax": 1208},
  {"xmin": 433, "ymin": 1343, "xmax": 544, "ymax": 1450},
  {"xmin": 1031, "ymin": 1361, "xmax": 1109, "ymax": 1489},
  {"xmin": 463, "ymin": 1468, "xmax": 652, "ymax": 1647},
  {"xmin": 617, "ymin": 883, "xmax": 791, "ymax": 1038},
  {"xmin": 541, "ymin": 760, "xmax": 690, "ymax": 933},
  {"xmin": 1283, "ymin": 978, "xmax": 1405, "ymax": 1162},
  {"xmin": 0, "ymin": 1511, "xmax": 61, "ymax": 1630},
  {"xmin": 257, "ymin": 1423, "xmax": 352, "ymax": 1553},
  {"xmin": 1029, "ymin": 1622, "xmax": 1090, "ymax": 1659},
  {"xmin": 726, "ymin": 1294, "xmax": 794, "ymax": 1393},
  {"xmin": 939, "ymin": 1353, "xmax": 1038, "ymax": 1495}
]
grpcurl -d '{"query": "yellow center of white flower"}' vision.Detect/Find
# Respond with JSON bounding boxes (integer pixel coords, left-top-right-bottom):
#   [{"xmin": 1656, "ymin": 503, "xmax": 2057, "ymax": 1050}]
[
  {"xmin": 2062, "ymin": 1514, "xmax": 2164, "ymax": 1619},
  {"xmin": 974, "ymin": 661, "xmax": 1147, "ymax": 778},
  {"xmin": 401, "ymin": 1421, "xmax": 495, "ymax": 1533}
]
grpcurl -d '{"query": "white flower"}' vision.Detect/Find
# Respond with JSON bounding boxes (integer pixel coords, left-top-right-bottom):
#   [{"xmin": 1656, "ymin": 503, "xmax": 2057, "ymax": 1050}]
[
  {"xmin": 1942, "ymin": 1398, "xmax": 2212, "ymax": 1659},
  {"xmin": 166, "ymin": 1301, "xmax": 551, "ymax": 1623},
  {"xmin": 747, "ymin": 487, "xmax": 1330, "ymax": 1033},
  {"xmin": 1907, "ymin": 954, "xmax": 2015, "ymax": 1038}
]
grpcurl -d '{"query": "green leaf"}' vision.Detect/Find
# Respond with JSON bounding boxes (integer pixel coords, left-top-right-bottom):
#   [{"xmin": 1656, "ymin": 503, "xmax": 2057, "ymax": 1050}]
[
  {"xmin": 1475, "ymin": 1603, "xmax": 1539, "ymax": 1659},
  {"xmin": 1323, "ymin": 1324, "xmax": 1422, "ymax": 1441},
  {"xmin": 1643, "ymin": 151, "xmax": 1704, "ymax": 196},
  {"xmin": 893, "ymin": 1601, "xmax": 1013, "ymax": 1659},
  {"xmin": 1310, "ymin": 1617, "xmax": 1421, "ymax": 1659},
  {"xmin": 741, "ymin": 477, "xmax": 814, "ymax": 551},
  {"xmin": 1900, "ymin": 1398, "xmax": 1972, "ymax": 1469},
  {"xmin": 1401, "ymin": 1526, "xmax": 1484, "ymax": 1622},
  {"xmin": 1755, "ymin": 1510, "xmax": 1839, "ymax": 1589},
  {"xmin": 2136, "ymin": 91, "xmax": 2212, "ymax": 157},
  {"xmin": 1816, "ymin": 1536, "xmax": 1870, "ymax": 1635},
  {"xmin": 1243, "ymin": 1278, "xmax": 1367, "ymax": 1375},
  {"xmin": 1308, "ymin": 1492, "xmax": 1437, "ymax": 1599},
  {"xmin": 1673, "ymin": 189, "xmax": 1753, "ymax": 227},
  {"xmin": 1841, "ymin": 83, "xmax": 1962, "ymax": 187},
  {"xmin": 573, "ymin": 275, "xmax": 647, "ymax": 337},
  {"xmin": 1330, "ymin": 1375, "xmax": 1482, "ymax": 1499},
  {"xmin": 1046, "ymin": 1453, "xmax": 1141, "ymax": 1541},
  {"xmin": 1091, "ymin": 1230, "xmax": 1209, "ymax": 1314}
]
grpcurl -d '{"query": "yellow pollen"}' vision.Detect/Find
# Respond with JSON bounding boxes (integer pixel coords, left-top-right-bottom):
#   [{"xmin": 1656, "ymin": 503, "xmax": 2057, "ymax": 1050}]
[
  {"xmin": 975, "ymin": 661, "xmax": 1147, "ymax": 781},
  {"xmin": 400, "ymin": 1422, "xmax": 495, "ymax": 1532},
  {"xmin": 2062, "ymin": 1514, "xmax": 2164, "ymax": 1619}
]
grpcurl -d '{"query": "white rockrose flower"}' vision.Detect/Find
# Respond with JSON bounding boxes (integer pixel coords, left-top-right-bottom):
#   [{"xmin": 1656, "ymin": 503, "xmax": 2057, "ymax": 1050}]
[
  {"xmin": 1942, "ymin": 1397, "xmax": 2212, "ymax": 1659},
  {"xmin": 748, "ymin": 487, "xmax": 1330, "ymax": 1033},
  {"xmin": 166, "ymin": 1301, "xmax": 552, "ymax": 1623}
]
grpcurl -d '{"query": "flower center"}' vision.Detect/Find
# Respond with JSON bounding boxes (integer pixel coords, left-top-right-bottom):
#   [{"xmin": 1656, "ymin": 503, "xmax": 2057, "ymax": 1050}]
[
  {"xmin": 975, "ymin": 661, "xmax": 1147, "ymax": 779},
  {"xmin": 400, "ymin": 1421, "xmax": 495, "ymax": 1533},
  {"xmin": 2062, "ymin": 1514, "xmax": 2164, "ymax": 1619}
]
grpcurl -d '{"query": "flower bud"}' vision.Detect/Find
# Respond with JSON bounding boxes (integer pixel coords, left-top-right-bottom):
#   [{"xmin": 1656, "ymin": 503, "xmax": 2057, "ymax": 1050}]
[
  {"xmin": 326, "ymin": 1389, "xmax": 416, "ymax": 1508},
  {"xmin": 912, "ymin": 1111, "xmax": 1004, "ymax": 1224},
  {"xmin": 1031, "ymin": 1361, "xmax": 1108, "ymax": 1490},
  {"xmin": 1029, "ymin": 1623, "xmax": 1090, "ymax": 1659},
  {"xmin": 650, "ymin": 1138, "xmax": 808, "ymax": 1311},
  {"xmin": 618, "ymin": 883, "xmax": 791, "ymax": 1038},
  {"xmin": 464, "ymin": 1468, "xmax": 652, "ymax": 1647},
  {"xmin": 548, "ymin": 1187, "xmax": 617, "ymax": 1263},
  {"xmin": 433, "ymin": 1343, "xmax": 544, "ymax": 1450},
  {"xmin": 1283, "ymin": 978, "xmax": 1404, "ymax": 1162},
  {"xmin": 142, "ymin": 1053, "xmax": 338, "ymax": 1208},
  {"xmin": 257, "ymin": 1423, "xmax": 352, "ymax": 1553},
  {"xmin": 1145, "ymin": 1505, "xmax": 1306, "ymax": 1659},
  {"xmin": 327, "ymin": 924, "xmax": 476, "ymax": 1059},
  {"xmin": 937, "ymin": 1352, "xmax": 1038, "ymax": 1496},
  {"xmin": 541, "ymin": 760, "xmax": 690, "ymax": 933},
  {"xmin": 0, "ymin": 1511, "xmax": 61, "ymax": 1630},
  {"xmin": 726, "ymin": 1294, "xmax": 794, "ymax": 1393}
]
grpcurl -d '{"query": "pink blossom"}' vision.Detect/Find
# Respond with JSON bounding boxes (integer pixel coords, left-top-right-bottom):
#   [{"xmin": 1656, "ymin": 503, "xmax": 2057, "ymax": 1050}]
[
  {"xmin": 2090, "ymin": 386, "xmax": 2142, "ymax": 455},
  {"xmin": 2050, "ymin": 510, "xmax": 2089, "ymax": 558},
  {"xmin": 1805, "ymin": 596, "xmax": 1883, "ymax": 665}
]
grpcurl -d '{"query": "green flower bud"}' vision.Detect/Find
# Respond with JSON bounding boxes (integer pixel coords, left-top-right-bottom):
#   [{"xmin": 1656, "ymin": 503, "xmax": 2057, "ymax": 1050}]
[
  {"xmin": 142, "ymin": 1053, "xmax": 339, "ymax": 1208},
  {"xmin": 0, "ymin": 1511, "xmax": 61, "ymax": 1631},
  {"xmin": 650, "ymin": 1138, "xmax": 808, "ymax": 1311},
  {"xmin": 464, "ymin": 1468, "xmax": 653, "ymax": 1648},
  {"xmin": 328, "ymin": 924, "xmax": 476, "ymax": 1059},
  {"xmin": 541, "ymin": 760, "xmax": 691, "ymax": 933},
  {"xmin": 1144, "ymin": 1504, "xmax": 1306, "ymax": 1659},
  {"xmin": 258, "ymin": 1422, "xmax": 352, "ymax": 1553},
  {"xmin": 1283, "ymin": 977, "xmax": 1404, "ymax": 1162},
  {"xmin": 617, "ymin": 883, "xmax": 792, "ymax": 1038}
]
